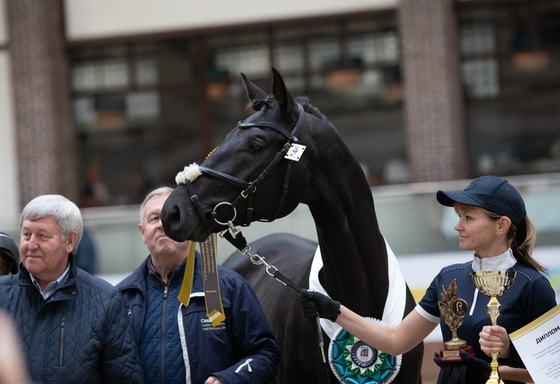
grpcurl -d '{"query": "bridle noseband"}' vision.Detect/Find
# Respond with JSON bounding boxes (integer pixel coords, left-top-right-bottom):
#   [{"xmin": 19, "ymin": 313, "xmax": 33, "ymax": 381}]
[{"xmin": 178, "ymin": 102, "xmax": 306, "ymax": 235}]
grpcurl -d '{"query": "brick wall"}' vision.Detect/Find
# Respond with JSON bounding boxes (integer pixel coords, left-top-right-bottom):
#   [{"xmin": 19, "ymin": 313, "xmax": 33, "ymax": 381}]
[
  {"xmin": 399, "ymin": 0, "xmax": 468, "ymax": 182},
  {"xmin": 6, "ymin": 0, "xmax": 79, "ymax": 207}
]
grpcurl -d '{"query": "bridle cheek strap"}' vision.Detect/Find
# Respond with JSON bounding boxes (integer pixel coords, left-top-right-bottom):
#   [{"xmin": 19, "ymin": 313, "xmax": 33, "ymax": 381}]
[{"xmin": 185, "ymin": 180, "xmax": 213, "ymax": 234}]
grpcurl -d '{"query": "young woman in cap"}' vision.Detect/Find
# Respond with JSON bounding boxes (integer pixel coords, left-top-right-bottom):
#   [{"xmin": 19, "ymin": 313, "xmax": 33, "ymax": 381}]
[{"xmin": 297, "ymin": 175, "xmax": 556, "ymax": 384}]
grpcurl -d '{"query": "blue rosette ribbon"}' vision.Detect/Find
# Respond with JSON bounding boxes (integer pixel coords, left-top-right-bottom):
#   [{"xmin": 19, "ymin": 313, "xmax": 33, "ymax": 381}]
[{"xmin": 328, "ymin": 318, "xmax": 402, "ymax": 384}]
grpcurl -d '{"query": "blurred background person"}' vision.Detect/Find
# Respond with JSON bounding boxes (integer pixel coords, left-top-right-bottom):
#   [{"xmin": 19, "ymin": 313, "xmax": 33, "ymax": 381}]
[
  {"xmin": 0, "ymin": 232, "xmax": 19, "ymax": 276},
  {"xmin": 0, "ymin": 311, "xmax": 32, "ymax": 384},
  {"xmin": 73, "ymin": 228, "xmax": 98, "ymax": 275},
  {"xmin": 81, "ymin": 165, "xmax": 113, "ymax": 207}
]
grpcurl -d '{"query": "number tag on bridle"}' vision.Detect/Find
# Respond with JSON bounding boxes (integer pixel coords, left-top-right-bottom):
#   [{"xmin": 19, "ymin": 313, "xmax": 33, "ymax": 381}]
[{"xmin": 284, "ymin": 143, "xmax": 306, "ymax": 162}]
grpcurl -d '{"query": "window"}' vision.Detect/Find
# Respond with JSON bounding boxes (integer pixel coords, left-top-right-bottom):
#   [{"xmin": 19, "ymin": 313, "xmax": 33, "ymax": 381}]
[
  {"xmin": 70, "ymin": 12, "xmax": 405, "ymax": 206},
  {"xmin": 459, "ymin": 1, "xmax": 560, "ymax": 177}
]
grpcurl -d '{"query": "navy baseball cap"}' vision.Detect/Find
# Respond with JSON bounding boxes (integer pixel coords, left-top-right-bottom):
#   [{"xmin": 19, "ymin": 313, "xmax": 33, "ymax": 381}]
[{"xmin": 436, "ymin": 175, "xmax": 526, "ymax": 226}]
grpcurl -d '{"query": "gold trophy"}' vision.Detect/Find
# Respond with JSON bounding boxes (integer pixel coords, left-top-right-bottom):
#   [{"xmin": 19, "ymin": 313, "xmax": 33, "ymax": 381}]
[
  {"xmin": 471, "ymin": 270, "xmax": 517, "ymax": 384},
  {"xmin": 438, "ymin": 279, "xmax": 474, "ymax": 362}
]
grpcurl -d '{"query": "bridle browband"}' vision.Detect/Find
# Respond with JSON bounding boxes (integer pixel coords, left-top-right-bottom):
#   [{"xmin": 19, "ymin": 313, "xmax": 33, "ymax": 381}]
[{"xmin": 182, "ymin": 102, "xmax": 305, "ymax": 235}]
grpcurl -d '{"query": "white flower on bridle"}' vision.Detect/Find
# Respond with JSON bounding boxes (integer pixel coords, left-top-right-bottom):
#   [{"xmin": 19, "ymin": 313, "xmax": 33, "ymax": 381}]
[{"xmin": 175, "ymin": 163, "xmax": 202, "ymax": 185}]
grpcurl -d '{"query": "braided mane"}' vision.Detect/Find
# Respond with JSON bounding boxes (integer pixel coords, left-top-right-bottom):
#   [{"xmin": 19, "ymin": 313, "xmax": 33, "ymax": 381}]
[
  {"xmin": 250, "ymin": 96, "xmax": 275, "ymax": 111},
  {"xmin": 296, "ymin": 96, "xmax": 335, "ymax": 130},
  {"xmin": 248, "ymin": 94, "xmax": 333, "ymax": 129}
]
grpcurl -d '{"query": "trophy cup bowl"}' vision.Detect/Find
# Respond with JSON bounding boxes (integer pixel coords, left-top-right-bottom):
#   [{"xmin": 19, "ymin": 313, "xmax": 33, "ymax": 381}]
[
  {"xmin": 471, "ymin": 270, "xmax": 516, "ymax": 297},
  {"xmin": 471, "ymin": 270, "xmax": 516, "ymax": 384}
]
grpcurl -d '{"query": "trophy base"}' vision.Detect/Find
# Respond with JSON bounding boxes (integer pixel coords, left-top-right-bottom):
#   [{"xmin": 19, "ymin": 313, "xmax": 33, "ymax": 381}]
[
  {"xmin": 485, "ymin": 379, "xmax": 503, "ymax": 384},
  {"xmin": 438, "ymin": 345, "xmax": 475, "ymax": 363}
]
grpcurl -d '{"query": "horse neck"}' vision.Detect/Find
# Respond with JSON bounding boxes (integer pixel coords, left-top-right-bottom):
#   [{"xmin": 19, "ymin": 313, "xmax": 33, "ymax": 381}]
[{"xmin": 307, "ymin": 172, "xmax": 390, "ymax": 319}]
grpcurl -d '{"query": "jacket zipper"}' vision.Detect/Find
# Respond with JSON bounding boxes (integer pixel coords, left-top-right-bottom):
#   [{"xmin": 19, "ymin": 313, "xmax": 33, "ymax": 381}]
[
  {"xmin": 160, "ymin": 285, "xmax": 168, "ymax": 383},
  {"xmin": 59, "ymin": 317, "xmax": 66, "ymax": 366}
]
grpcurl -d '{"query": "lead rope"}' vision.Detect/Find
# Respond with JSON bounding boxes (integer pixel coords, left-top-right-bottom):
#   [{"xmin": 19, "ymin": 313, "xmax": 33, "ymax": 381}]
[{"xmin": 220, "ymin": 223, "xmax": 332, "ymax": 383}]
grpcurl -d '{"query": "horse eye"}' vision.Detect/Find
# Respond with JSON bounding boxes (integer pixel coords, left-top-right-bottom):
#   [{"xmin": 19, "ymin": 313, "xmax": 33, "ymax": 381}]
[{"xmin": 250, "ymin": 143, "xmax": 263, "ymax": 152}]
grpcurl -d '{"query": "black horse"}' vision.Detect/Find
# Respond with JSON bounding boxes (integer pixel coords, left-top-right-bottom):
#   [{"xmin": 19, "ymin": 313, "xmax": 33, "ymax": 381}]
[{"xmin": 161, "ymin": 68, "xmax": 423, "ymax": 383}]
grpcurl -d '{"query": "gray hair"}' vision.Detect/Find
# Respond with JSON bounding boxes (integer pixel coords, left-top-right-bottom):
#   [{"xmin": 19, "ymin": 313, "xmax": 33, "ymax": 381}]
[
  {"xmin": 19, "ymin": 194, "xmax": 83, "ymax": 255},
  {"xmin": 139, "ymin": 186, "xmax": 174, "ymax": 223}
]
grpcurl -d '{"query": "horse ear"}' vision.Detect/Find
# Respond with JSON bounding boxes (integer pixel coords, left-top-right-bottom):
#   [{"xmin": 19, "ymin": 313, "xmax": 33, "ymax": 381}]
[
  {"xmin": 271, "ymin": 68, "xmax": 298, "ymax": 121},
  {"xmin": 240, "ymin": 73, "xmax": 268, "ymax": 109}
]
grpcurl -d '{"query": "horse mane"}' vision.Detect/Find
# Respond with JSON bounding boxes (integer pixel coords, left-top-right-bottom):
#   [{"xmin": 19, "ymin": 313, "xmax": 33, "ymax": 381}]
[
  {"xmin": 295, "ymin": 96, "xmax": 337, "ymax": 131},
  {"xmin": 245, "ymin": 96, "xmax": 275, "ymax": 112},
  {"xmin": 245, "ymin": 94, "xmax": 335, "ymax": 130}
]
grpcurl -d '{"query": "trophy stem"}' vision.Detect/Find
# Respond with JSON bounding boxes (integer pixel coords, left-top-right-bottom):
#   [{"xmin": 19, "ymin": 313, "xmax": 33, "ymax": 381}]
[
  {"xmin": 486, "ymin": 355, "xmax": 504, "ymax": 384},
  {"xmin": 487, "ymin": 295, "xmax": 501, "ymax": 325},
  {"xmin": 485, "ymin": 294, "xmax": 503, "ymax": 384}
]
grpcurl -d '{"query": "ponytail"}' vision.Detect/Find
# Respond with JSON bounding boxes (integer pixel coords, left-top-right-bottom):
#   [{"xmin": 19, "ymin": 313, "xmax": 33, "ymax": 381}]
[
  {"xmin": 482, "ymin": 208, "xmax": 546, "ymax": 273},
  {"xmin": 508, "ymin": 216, "xmax": 546, "ymax": 273}
]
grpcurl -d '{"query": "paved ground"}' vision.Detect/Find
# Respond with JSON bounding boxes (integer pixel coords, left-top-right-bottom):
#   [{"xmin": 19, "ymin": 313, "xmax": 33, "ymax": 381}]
[{"xmin": 421, "ymin": 341, "xmax": 443, "ymax": 384}]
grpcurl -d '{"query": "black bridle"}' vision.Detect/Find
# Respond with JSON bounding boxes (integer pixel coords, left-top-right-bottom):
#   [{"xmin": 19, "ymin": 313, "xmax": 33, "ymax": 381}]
[
  {"xmin": 180, "ymin": 102, "xmax": 305, "ymax": 235},
  {"xmin": 176, "ymin": 101, "xmax": 332, "ymax": 382}
]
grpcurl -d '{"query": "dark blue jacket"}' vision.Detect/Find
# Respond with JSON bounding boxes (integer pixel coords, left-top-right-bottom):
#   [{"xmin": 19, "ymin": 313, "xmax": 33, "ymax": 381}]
[
  {"xmin": 117, "ymin": 253, "xmax": 280, "ymax": 384},
  {"xmin": 0, "ymin": 257, "xmax": 144, "ymax": 384},
  {"xmin": 419, "ymin": 261, "xmax": 556, "ymax": 384}
]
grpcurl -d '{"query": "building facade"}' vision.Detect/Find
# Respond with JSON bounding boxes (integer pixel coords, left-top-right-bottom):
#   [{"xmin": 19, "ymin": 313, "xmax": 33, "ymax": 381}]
[{"xmin": 1, "ymin": 0, "xmax": 559, "ymax": 221}]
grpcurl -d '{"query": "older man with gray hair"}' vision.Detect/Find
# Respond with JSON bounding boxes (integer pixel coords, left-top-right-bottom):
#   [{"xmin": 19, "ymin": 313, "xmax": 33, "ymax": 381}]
[{"xmin": 0, "ymin": 194, "xmax": 144, "ymax": 384}]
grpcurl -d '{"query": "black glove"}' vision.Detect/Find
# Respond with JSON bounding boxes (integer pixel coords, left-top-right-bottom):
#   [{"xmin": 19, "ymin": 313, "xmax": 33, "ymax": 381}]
[
  {"xmin": 433, "ymin": 351, "xmax": 490, "ymax": 384},
  {"xmin": 296, "ymin": 289, "xmax": 340, "ymax": 322},
  {"xmin": 459, "ymin": 351, "xmax": 491, "ymax": 382},
  {"xmin": 432, "ymin": 352, "xmax": 444, "ymax": 369}
]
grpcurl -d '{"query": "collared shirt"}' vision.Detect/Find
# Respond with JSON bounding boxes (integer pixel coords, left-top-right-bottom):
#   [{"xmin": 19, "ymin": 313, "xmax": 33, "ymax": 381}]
[
  {"xmin": 30, "ymin": 264, "xmax": 70, "ymax": 299},
  {"xmin": 147, "ymin": 256, "xmax": 174, "ymax": 283},
  {"xmin": 472, "ymin": 248, "xmax": 517, "ymax": 272}
]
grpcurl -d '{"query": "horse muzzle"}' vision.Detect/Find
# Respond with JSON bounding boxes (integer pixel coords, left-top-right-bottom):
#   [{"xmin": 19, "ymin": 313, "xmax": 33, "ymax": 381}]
[{"xmin": 161, "ymin": 187, "xmax": 210, "ymax": 242}]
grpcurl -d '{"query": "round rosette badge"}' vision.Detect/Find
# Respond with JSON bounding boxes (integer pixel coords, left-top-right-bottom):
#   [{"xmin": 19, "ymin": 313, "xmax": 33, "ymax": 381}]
[{"xmin": 328, "ymin": 318, "xmax": 401, "ymax": 384}]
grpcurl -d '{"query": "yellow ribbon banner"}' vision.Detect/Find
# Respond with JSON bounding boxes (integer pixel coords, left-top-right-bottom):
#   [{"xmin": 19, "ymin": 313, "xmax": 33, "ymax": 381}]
[
  {"xmin": 200, "ymin": 233, "xmax": 226, "ymax": 326},
  {"xmin": 178, "ymin": 241, "xmax": 197, "ymax": 307},
  {"xmin": 177, "ymin": 236, "xmax": 225, "ymax": 326}
]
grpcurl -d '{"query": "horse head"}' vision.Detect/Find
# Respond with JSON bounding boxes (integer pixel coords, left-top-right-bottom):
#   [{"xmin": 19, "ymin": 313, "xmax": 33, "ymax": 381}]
[{"xmin": 162, "ymin": 68, "xmax": 323, "ymax": 242}]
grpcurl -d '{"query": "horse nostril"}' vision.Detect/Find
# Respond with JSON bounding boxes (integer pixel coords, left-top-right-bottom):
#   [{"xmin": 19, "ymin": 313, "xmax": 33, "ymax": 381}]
[{"xmin": 162, "ymin": 205, "xmax": 181, "ymax": 231}]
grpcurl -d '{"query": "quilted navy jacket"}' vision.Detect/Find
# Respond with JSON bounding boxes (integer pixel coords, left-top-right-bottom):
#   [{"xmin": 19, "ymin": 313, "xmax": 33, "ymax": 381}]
[
  {"xmin": 117, "ymin": 253, "xmax": 280, "ymax": 384},
  {"xmin": 0, "ymin": 257, "xmax": 144, "ymax": 384}
]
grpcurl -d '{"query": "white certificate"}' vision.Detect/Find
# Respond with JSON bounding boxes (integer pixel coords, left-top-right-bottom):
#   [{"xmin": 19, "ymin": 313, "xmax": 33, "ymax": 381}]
[{"xmin": 510, "ymin": 304, "xmax": 560, "ymax": 383}]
